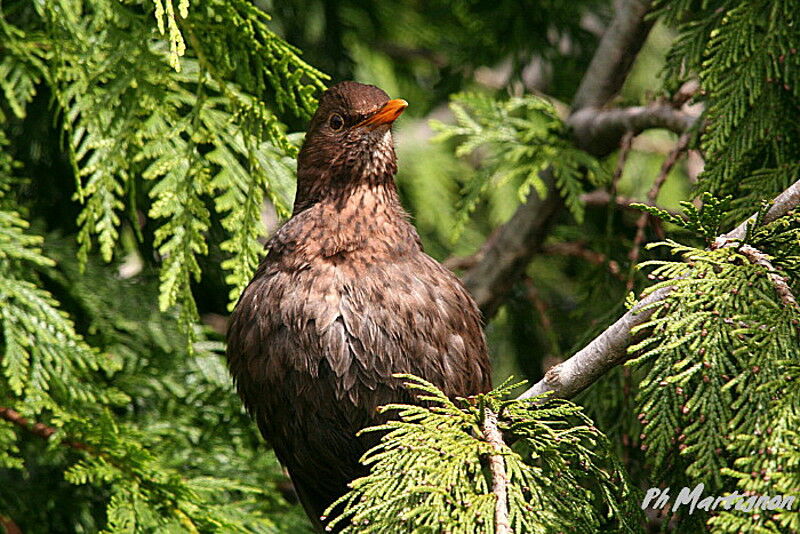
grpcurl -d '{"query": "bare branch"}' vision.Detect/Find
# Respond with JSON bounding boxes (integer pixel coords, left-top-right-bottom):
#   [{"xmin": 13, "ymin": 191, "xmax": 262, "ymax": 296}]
[
  {"xmin": 543, "ymin": 242, "xmax": 623, "ymax": 280},
  {"xmin": 518, "ymin": 179, "xmax": 800, "ymax": 401},
  {"xmin": 462, "ymin": 0, "xmax": 657, "ymax": 319},
  {"xmin": 611, "ymin": 131, "xmax": 634, "ymax": 195},
  {"xmin": 443, "ymin": 227, "xmax": 501, "ymax": 271},
  {"xmin": 571, "ymin": 0, "xmax": 655, "ymax": 109},
  {"xmin": 569, "ymin": 104, "xmax": 698, "ymax": 156},
  {"xmin": 713, "ymin": 180, "xmax": 800, "ymax": 246},
  {"xmin": 463, "ymin": 171, "xmax": 562, "ymax": 319},
  {"xmin": 482, "ymin": 408, "xmax": 511, "ymax": 534},
  {"xmin": 627, "ymin": 132, "xmax": 692, "ymax": 288}
]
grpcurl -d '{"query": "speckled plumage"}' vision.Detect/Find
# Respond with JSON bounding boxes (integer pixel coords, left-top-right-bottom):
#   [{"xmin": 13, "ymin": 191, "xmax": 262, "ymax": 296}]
[{"xmin": 226, "ymin": 82, "xmax": 491, "ymax": 531}]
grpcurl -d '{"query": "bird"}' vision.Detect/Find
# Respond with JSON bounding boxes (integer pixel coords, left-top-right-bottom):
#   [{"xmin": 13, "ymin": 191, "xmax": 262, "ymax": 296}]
[{"xmin": 226, "ymin": 81, "xmax": 492, "ymax": 532}]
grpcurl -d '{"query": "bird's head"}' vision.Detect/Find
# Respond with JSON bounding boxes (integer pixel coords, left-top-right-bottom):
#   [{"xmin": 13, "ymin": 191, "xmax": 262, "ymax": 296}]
[{"xmin": 295, "ymin": 81, "xmax": 408, "ymax": 210}]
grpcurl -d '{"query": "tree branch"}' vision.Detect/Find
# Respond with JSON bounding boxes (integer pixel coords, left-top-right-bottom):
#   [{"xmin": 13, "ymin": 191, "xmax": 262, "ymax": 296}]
[
  {"xmin": 569, "ymin": 104, "xmax": 698, "ymax": 156},
  {"xmin": 462, "ymin": 0, "xmax": 656, "ymax": 319},
  {"xmin": 482, "ymin": 408, "xmax": 510, "ymax": 534},
  {"xmin": 518, "ymin": 179, "xmax": 800, "ymax": 401},
  {"xmin": 0, "ymin": 406, "xmax": 89, "ymax": 451},
  {"xmin": 463, "ymin": 171, "xmax": 562, "ymax": 319},
  {"xmin": 542, "ymin": 241, "xmax": 623, "ymax": 280},
  {"xmin": 572, "ymin": 0, "xmax": 654, "ymax": 109}
]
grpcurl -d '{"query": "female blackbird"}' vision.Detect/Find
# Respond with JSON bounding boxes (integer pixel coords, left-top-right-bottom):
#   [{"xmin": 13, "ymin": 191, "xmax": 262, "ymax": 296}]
[{"xmin": 226, "ymin": 81, "xmax": 492, "ymax": 531}]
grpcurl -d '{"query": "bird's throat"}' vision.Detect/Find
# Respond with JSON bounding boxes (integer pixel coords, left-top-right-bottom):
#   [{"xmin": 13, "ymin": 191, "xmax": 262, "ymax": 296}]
[{"xmin": 292, "ymin": 177, "xmax": 418, "ymax": 260}]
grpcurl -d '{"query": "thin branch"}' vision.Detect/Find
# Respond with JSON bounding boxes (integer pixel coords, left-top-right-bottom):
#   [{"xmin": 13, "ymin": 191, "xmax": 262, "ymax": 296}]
[
  {"xmin": 462, "ymin": 0, "xmax": 656, "ymax": 319},
  {"xmin": 569, "ymin": 104, "xmax": 698, "ymax": 156},
  {"xmin": 672, "ymin": 80, "xmax": 701, "ymax": 107},
  {"xmin": 738, "ymin": 244, "xmax": 798, "ymax": 308},
  {"xmin": 581, "ymin": 189, "xmax": 682, "ymax": 217},
  {"xmin": 0, "ymin": 406, "xmax": 89, "ymax": 451},
  {"xmin": 443, "ymin": 227, "xmax": 501, "ymax": 271},
  {"xmin": 518, "ymin": 179, "xmax": 800, "ymax": 401},
  {"xmin": 482, "ymin": 408, "xmax": 511, "ymax": 534},
  {"xmin": 627, "ymin": 132, "xmax": 692, "ymax": 289},
  {"xmin": 543, "ymin": 242, "xmax": 623, "ymax": 280},
  {"xmin": 611, "ymin": 131, "xmax": 635, "ymax": 196},
  {"xmin": 713, "ymin": 181, "xmax": 800, "ymax": 246}
]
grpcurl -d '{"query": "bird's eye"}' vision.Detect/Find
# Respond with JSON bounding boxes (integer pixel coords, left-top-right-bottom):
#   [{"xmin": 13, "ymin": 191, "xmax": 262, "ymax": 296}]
[{"xmin": 329, "ymin": 113, "xmax": 344, "ymax": 131}]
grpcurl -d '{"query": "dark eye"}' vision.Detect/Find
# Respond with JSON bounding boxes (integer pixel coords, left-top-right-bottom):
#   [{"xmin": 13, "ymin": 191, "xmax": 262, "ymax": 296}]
[{"xmin": 329, "ymin": 113, "xmax": 344, "ymax": 131}]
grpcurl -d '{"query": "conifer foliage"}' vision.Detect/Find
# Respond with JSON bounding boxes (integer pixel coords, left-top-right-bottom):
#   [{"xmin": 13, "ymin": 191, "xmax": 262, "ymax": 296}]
[{"xmin": 327, "ymin": 376, "xmax": 641, "ymax": 534}]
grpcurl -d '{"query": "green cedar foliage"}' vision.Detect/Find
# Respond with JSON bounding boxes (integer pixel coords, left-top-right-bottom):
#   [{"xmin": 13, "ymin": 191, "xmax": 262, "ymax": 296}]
[
  {"xmin": 328, "ymin": 376, "xmax": 642, "ymax": 534},
  {"xmin": 0, "ymin": 0, "xmax": 317, "ymax": 531},
  {"xmin": 3, "ymin": 0, "xmax": 326, "ymax": 326},
  {"xmin": 0, "ymin": 150, "xmax": 306, "ymax": 531},
  {"xmin": 431, "ymin": 93, "xmax": 603, "ymax": 239},
  {"xmin": 627, "ymin": 201, "xmax": 800, "ymax": 531},
  {"xmin": 655, "ymin": 0, "xmax": 800, "ymax": 219}
]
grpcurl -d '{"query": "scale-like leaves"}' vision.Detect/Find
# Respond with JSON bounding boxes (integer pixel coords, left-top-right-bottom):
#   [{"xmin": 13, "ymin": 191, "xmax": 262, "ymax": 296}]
[{"xmin": 328, "ymin": 376, "xmax": 642, "ymax": 534}]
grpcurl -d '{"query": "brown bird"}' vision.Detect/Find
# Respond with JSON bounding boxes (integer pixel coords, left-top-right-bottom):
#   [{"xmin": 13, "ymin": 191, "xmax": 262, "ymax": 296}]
[{"xmin": 226, "ymin": 81, "xmax": 491, "ymax": 531}]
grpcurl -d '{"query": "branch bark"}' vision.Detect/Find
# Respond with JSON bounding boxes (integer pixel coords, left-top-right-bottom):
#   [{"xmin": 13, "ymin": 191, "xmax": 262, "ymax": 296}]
[
  {"xmin": 462, "ymin": 0, "xmax": 656, "ymax": 319},
  {"xmin": 463, "ymin": 170, "xmax": 562, "ymax": 319},
  {"xmin": 0, "ymin": 406, "xmax": 89, "ymax": 451},
  {"xmin": 569, "ymin": 104, "xmax": 698, "ymax": 156},
  {"xmin": 581, "ymin": 189, "xmax": 682, "ymax": 217},
  {"xmin": 482, "ymin": 408, "xmax": 511, "ymax": 534},
  {"xmin": 571, "ymin": 0, "xmax": 655, "ymax": 110},
  {"xmin": 518, "ymin": 179, "xmax": 800, "ymax": 401}
]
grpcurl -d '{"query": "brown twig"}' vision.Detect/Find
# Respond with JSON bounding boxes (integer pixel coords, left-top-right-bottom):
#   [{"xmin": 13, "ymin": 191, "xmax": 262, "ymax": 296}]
[
  {"xmin": 482, "ymin": 409, "xmax": 511, "ymax": 534},
  {"xmin": 0, "ymin": 406, "xmax": 89, "ymax": 451},
  {"xmin": 518, "ymin": 179, "xmax": 800, "ymax": 401},
  {"xmin": 581, "ymin": 189, "xmax": 683, "ymax": 217},
  {"xmin": 627, "ymin": 132, "xmax": 692, "ymax": 289},
  {"xmin": 672, "ymin": 80, "xmax": 701, "ymax": 108},
  {"xmin": 612, "ymin": 131, "xmax": 635, "ymax": 197},
  {"xmin": 738, "ymin": 244, "xmax": 798, "ymax": 308},
  {"xmin": 523, "ymin": 278, "xmax": 562, "ymax": 359},
  {"xmin": 443, "ymin": 228, "xmax": 501, "ymax": 271},
  {"xmin": 543, "ymin": 242, "xmax": 623, "ymax": 280}
]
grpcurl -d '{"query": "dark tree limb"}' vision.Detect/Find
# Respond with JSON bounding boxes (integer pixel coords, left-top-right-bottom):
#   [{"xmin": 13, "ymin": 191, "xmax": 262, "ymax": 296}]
[
  {"xmin": 569, "ymin": 104, "xmax": 698, "ymax": 156},
  {"xmin": 542, "ymin": 242, "xmax": 623, "ymax": 280},
  {"xmin": 572, "ymin": 0, "xmax": 655, "ymax": 110},
  {"xmin": 463, "ymin": 171, "xmax": 562, "ymax": 319},
  {"xmin": 627, "ymin": 132, "xmax": 692, "ymax": 289},
  {"xmin": 518, "ymin": 179, "xmax": 800, "ymax": 401},
  {"xmin": 581, "ymin": 189, "xmax": 682, "ymax": 217},
  {"xmin": 462, "ymin": 0, "xmax": 656, "ymax": 319}
]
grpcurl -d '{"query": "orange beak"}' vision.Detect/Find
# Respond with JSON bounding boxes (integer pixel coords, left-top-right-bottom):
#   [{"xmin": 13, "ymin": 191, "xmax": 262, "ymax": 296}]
[{"xmin": 356, "ymin": 99, "xmax": 408, "ymax": 129}]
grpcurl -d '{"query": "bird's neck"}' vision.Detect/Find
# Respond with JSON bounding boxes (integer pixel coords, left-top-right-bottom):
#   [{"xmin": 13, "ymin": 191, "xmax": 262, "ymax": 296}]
[
  {"xmin": 294, "ymin": 165, "xmax": 399, "ymax": 212},
  {"xmin": 287, "ymin": 172, "xmax": 421, "ymax": 259}
]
